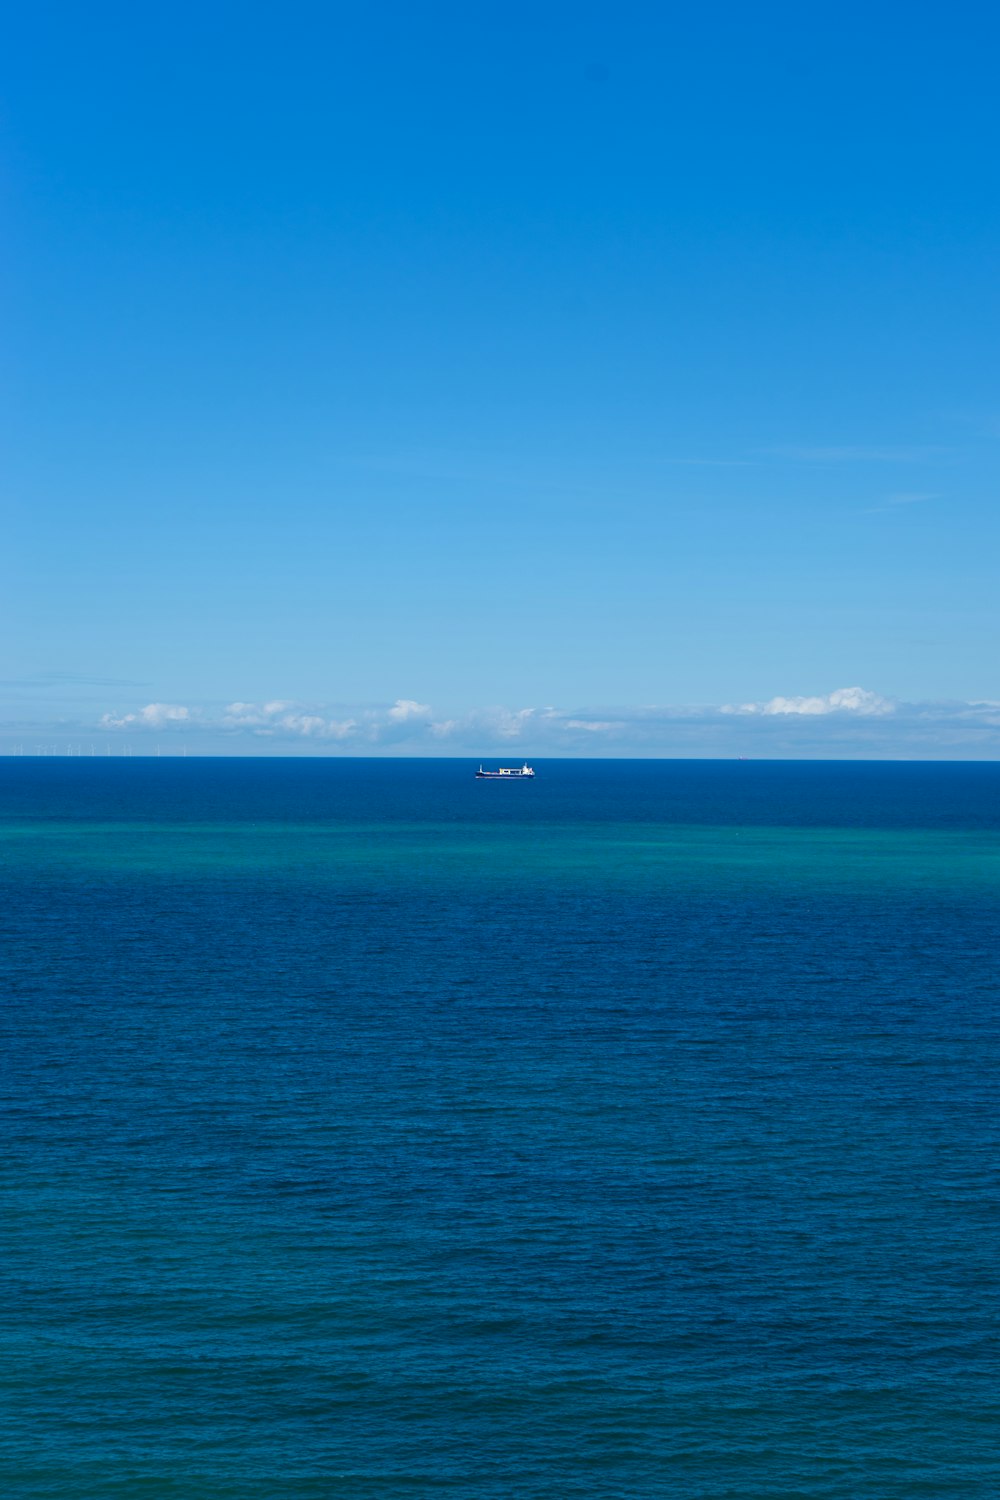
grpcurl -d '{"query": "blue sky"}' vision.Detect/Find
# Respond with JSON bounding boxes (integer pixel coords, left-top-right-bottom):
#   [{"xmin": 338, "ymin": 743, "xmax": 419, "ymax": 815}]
[{"xmin": 3, "ymin": 1, "xmax": 998, "ymax": 756}]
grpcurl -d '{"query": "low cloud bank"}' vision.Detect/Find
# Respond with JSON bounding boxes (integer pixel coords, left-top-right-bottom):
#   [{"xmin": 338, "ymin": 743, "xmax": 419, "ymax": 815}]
[{"xmin": 84, "ymin": 689, "xmax": 1000, "ymax": 758}]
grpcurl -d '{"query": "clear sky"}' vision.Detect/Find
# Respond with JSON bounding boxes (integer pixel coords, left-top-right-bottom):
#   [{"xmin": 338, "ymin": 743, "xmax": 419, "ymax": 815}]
[{"xmin": 3, "ymin": 2, "xmax": 998, "ymax": 755}]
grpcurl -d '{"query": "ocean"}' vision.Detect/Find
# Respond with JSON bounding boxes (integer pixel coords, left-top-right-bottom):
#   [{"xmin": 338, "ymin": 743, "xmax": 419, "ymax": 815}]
[{"xmin": 2, "ymin": 757, "xmax": 1000, "ymax": 1498}]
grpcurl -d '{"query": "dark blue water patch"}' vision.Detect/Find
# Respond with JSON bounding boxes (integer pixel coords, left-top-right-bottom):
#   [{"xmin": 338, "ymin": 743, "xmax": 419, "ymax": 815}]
[
  {"xmin": 2, "ymin": 755, "xmax": 1000, "ymax": 830},
  {"xmin": 1, "ymin": 761, "xmax": 1000, "ymax": 1497}
]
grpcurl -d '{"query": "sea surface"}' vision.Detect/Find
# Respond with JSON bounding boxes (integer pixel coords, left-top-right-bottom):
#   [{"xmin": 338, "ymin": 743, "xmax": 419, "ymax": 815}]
[{"xmin": 2, "ymin": 757, "xmax": 1000, "ymax": 1499}]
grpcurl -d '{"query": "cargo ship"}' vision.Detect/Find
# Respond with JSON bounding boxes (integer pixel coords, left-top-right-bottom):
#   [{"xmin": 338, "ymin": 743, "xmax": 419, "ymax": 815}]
[{"xmin": 475, "ymin": 763, "xmax": 535, "ymax": 779}]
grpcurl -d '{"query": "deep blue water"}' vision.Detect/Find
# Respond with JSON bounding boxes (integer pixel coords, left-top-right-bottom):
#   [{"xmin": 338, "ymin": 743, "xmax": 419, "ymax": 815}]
[{"xmin": 2, "ymin": 758, "xmax": 1000, "ymax": 1498}]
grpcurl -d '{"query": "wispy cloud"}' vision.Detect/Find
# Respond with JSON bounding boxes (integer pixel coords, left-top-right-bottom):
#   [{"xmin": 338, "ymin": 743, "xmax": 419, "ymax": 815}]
[
  {"xmin": 662, "ymin": 457, "xmax": 757, "ymax": 468},
  {"xmin": 0, "ymin": 672, "xmax": 152, "ymax": 690},
  {"xmin": 864, "ymin": 490, "xmax": 940, "ymax": 514},
  {"xmin": 764, "ymin": 445, "xmax": 947, "ymax": 463}
]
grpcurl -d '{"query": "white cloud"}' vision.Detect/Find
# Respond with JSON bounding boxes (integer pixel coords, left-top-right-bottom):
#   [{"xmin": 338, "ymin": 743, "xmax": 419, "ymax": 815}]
[
  {"xmin": 223, "ymin": 701, "xmax": 360, "ymax": 738},
  {"xmin": 139, "ymin": 703, "xmax": 190, "ymax": 727},
  {"xmin": 224, "ymin": 702, "xmax": 260, "ymax": 725},
  {"xmin": 387, "ymin": 699, "xmax": 431, "ymax": 722},
  {"xmin": 101, "ymin": 702, "xmax": 190, "ymax": 729},
  {"xmin": 723, "ymin": 687, "xmax": 893, "ymax": 717},
  {"xmin": 282, "ymin": 714, "xmax": 327, "ymax": 737},
  {"xmin": 223, "ymin": 701, "xmax": 293, "ymax": 726}
]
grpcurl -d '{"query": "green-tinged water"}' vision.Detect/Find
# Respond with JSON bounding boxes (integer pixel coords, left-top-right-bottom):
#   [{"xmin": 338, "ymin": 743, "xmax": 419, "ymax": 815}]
[{"xmin": 4, "ymin": 818, "xmax": 1000, "ymax": 889}]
